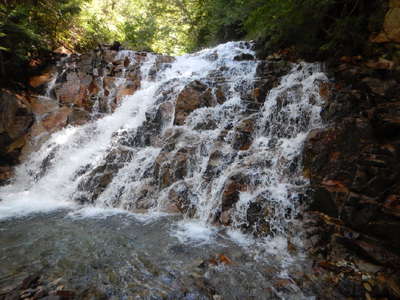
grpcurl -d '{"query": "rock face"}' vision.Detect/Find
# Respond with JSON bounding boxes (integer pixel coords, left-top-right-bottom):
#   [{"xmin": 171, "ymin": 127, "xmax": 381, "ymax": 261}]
[
  {"xmin": 0, "ymin": 46, "xmax": 174, "ymax": 184},
  {"xmin": 303, "ymin": 58, "xmax": 400, "ymax": 289}
]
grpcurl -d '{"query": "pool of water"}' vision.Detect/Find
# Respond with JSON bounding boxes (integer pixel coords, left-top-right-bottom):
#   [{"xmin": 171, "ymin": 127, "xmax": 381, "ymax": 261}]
[{"xmin": 0, "ymin": 208, "xmax": 331, "ymax": 299}]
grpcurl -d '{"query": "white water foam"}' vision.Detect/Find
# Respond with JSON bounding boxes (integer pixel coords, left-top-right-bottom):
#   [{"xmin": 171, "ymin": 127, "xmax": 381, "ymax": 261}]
[
  {"xmin": 0, "ymin": 42, "xmax": 327, "ymax": 258},
  {"xmin": 172, "ymin": 220, "xmax": 218, "ymax": 245}
]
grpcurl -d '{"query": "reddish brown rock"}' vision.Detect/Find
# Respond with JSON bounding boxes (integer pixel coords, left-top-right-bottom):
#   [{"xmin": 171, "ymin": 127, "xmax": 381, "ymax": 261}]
[
  {"xmin": 29, "ymin": 69, "xmax": 56, "ymax": 88},
  {"xmin": 115, "ymin": 81, "xmax": 140, "ymax": 103},
  {"xmin": 41, "ymin": 107, "xmax": 72, "ymax": 131},
  {"xmin": 232, "ymin": 116, "xmax": 256, "ymax": 150},
  {"xmin": 221, "ymin": 173, "xmax": 249, "ymax": 213},
  {"xmin": 168, "ymin": 182, "xmax": 196, "ymax": 216},
  {"xmin": 155, "ymin": 147, "xmax": 195, "ymax": 189},
  {"xmin": 174, "ymin": 81, "xmax": 213, "ymax": 125},
  {"xmin": 365, "ymin": 58, "xmax": 395, "ymax": 70},
  {"xmin": 0, "ymin": 165, "xmax": 13, "ymax": 184},
  {"xmin": 30, "ymin": 96, "xmax": 59, "ymax": 116},
  {"xmin": 55, "ymin": 72, "xmax": 90, "ymax": 108},
  {"xmin": 68, "ymin": 108, "xmax": 90, "ymax": 126}
]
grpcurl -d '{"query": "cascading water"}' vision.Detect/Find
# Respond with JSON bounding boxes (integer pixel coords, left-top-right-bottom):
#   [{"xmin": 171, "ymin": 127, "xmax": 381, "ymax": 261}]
[{"xmin": 0, "ymin": 42, "xmax": 332, "ymax": 299}]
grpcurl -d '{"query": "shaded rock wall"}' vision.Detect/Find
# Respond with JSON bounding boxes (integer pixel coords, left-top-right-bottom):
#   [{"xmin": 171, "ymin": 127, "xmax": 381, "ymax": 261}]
[{"xmin": 303, "ymin": 56, "xmax": 400, "ymax": 290}]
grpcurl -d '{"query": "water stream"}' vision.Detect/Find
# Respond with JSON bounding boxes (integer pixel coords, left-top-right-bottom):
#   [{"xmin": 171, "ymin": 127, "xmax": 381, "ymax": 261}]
[{"xmin": 0, "ymin": 42, "xmax": 331, "ymax": 299}]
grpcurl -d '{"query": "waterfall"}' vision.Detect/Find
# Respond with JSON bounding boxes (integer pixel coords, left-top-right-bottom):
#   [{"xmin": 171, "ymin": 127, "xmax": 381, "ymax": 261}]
[{"xmin": 0, "ymin": 42, "xmax": 327, "ymax": 245}]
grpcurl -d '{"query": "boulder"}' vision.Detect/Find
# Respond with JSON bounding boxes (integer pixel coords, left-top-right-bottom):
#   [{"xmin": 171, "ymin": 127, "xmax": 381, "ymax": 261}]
[
  {"xmin": 55, "ymin": 71, "xmax": 90, "ymax": 107},
  {"xmin": 0, "ymin": 165, "xmax": 13, "ymax": 185},
  {"xmin": 41, "ymin": 107, "xmax": 72, "ymax": 132},
  {"xmin": 232, "ymin": 116, "xmax": 256, "ymax": 150},
  {"xmin": 155, "ymin": 147, "xmax": 195, "ymax": 189},
  {"xmin": 68, "ymin": 108, "xmax": 91, "ymax": 126},
  {"xmin": 29, "ymin": 68, "xmax": 56, "ymax": 88},
  {"xmin": 0, "ymin": 90, "xmax": 33, "ymax": 140},
  {"xmin": 174, "ymin": 81, "xmax": 213, "ymax": 125},
  {"xmin": 30, "ymin": 96, "xmax": 59, "ymax": 116},
  {"xmin": 168, "ymin": 181, "xmax": 196, "ymax": 216},
  {"xmin": 233, "ymin": 53, "xmax": 255, "ymax": 61},
  {"xmin": 221, "ymin": 173, "xmax": 249, "ymax": 213}
]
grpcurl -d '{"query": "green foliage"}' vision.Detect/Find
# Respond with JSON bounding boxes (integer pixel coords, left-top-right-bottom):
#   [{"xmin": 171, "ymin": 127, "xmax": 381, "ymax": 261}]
[
  {"xmin": 0, "ymin": 0, "xmax": 87, "ymax": 84},
  {"xmin": 78, "ymin": 0, "xmax": 204, "ymax": 54},
  {"xmin": 0, "ymin": 0, "xmax": 388, "ymax": 87},
  {"xmin": 195, "ymin": 0, "xmax": 386, "ymax": 58}
]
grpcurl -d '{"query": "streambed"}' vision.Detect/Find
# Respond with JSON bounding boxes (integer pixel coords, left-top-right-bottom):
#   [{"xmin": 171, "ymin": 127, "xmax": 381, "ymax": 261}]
[{"xmin": 0, "ymin": 209, "xmax": 329, "ymax": 300}]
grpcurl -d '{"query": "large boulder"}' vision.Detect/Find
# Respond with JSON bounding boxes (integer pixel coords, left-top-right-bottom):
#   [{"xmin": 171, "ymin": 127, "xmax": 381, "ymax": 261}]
[
  {"xmin": 174, "ymin": 80, "xmax": 214, "ymax": 125},
  {"xmin": 55, "ymin": 71, "xmax": 93, "ymax": 109}
]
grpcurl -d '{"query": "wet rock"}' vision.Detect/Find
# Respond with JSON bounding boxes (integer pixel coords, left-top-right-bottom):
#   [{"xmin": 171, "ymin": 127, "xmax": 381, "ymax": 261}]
[
  {"xmin": 244, "ymin": 196, "xmax": 271, "ymax": 236},
  {"xmin": 29, "ymin": 68, "xmax": 56, "ymax": 89},
  {"xmin": 303, "ymin": 57, "xmax": 400, "ymax": 272},
  {"xmin": 339, "ymin": 237, "xmax": 400, "ymax": 268},
  {"xmin": 220, "ymin": 173, "xmax": 250, "ymax": 217},
  {"xmin": 203, "ymin": 149, "xmax": 235, "ymax": 180},
  {"xmin": 155, "ymin": 147, "xmax": 195, "ymax": 189},
  {"xmin": 41, "ymin": 107, "xmax": 72, "ymax": 132},
  {"xmin": 67, "ymin": 108, "xmax": 90, "ymax": 126},
  {"xmin": 308, "ymin": 187, "xmax": 339, "ymax": 218},
  {"xmin": 115, "ymin": 81, "xmax": 140, "ymax": 103},
  {"xmin": 129, "ymin": 102, "xmax": 174, "ymax": 148},
  {"xmin": 256, "ymin": 60, "xmax": 291, "ymax": 78},
  {"xmin": 30, "ymin": 96, "xmax": 59, "ymax": 116},
  {"xmin": 362, "ymin": 77, "xmax": 397, "ymax": 96},
  {"xmin": 168, "ymin": 181, "xmax": 197, "ymax": 216},
  {"xmin": 0, "ymin": 166, "xmax": 13, "ymax": 185},
  {"xmin": 337, "ymin": 277, "xmax": 364, "ymax": 298},
  {"xmin": 75, "ymin": 145, "xmax": 135, "ymax": 203},
  {"xmin": 21, "ymin": 274, "xmax": 40, "ymax": 290},
  {"xmin": 148, "ymin": 55, "xmax": 176, "ymax": 80},
  {"xmin": 174, "ymin": 81, "xmax": 213, "ymax": 126},
  {"xmin": 2, "ymin": 291, "xmax": 19, "ymax": 300},
  {"xmin": 365, "ymin": 58, "xmax": 396, "ymax": 70},
  {"xmin": 233, "ymin": 53, "xmax": 255, "ymax": 61},
  {"xmin": 232, "ymin": 116, "xmax": 256, "ymax": 150},
  {"xmin": 55, "ymin": 290, "xmax": 75, "ymax": 299},
  {"xmin": 41, "ymin": 296, "xmax": 61, "ymax": 300},
  {"xmin": 55, "ymin": 72, "xmax": 90, "ymax": 107}
]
